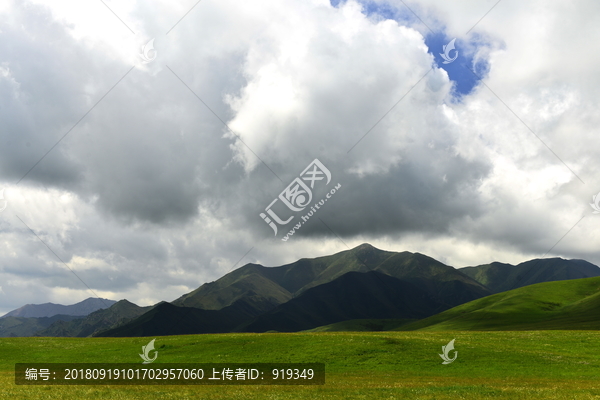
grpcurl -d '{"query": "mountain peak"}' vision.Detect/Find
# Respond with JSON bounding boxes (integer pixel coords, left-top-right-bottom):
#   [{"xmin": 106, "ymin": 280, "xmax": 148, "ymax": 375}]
[{"xmin": 353, "ymin": 243, "xmax": 379, "ymax": 251}]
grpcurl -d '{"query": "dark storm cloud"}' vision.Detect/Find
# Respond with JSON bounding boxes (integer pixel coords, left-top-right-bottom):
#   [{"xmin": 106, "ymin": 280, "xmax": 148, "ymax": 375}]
[{"xmin": 1, "ymin": 0, "xmax": 600, "ymax": 314}]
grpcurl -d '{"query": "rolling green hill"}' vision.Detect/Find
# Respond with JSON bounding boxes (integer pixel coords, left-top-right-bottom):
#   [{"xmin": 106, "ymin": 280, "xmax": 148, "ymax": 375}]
[
  {"xmin": 461, "ymin": 258, "xmax": 600, "ymax": 293},
  {"xmin": 397, "ymin": 276, "xmax": 600, "ymax": 331}
]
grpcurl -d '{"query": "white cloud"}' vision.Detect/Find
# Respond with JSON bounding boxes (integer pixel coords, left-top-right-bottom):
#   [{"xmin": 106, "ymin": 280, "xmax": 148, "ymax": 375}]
[{"xmin": 0, "ymin": 0, "xmax": 600, "ymax": 314}]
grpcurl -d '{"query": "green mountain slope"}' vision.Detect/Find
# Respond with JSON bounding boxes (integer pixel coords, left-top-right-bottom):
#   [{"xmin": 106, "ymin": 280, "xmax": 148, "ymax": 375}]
[
  {"xmin": 461, "ymin": 258, "xmax": 600, "ymax": 293},
  {"xmin": 236, "ymin": 271, "xmax": 445, "ymax": 333},
  {"xmin": 398, "ymin": 276, "xmax": 600, "ymax": 331},
  {"xmin": 172, "ymin": 265, "xmax": 293, "ymax": 309},
  {"xmin": 172, "ymin": 243, "xmax": 489, "ymax": 311},
  {"xmin": 38, "ymin": 300, "xmax": 152, "ymax": 337}
]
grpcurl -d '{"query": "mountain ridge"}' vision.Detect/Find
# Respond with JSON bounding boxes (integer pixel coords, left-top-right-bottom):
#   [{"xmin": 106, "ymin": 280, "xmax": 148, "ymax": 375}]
[
  {"xmin": 1, "ymin": 298, "xmax": 116, "ymax": 319},
  {"xmin": 6, "ymin": 243, "xmax": 600, "ymax": 337},
  {"xmin": 171, "ymin": 243, "xmax": 489, "ymax": 312},
  {"xmin": 38, "ymin": 299, "xmax": 153, "ymax": 337},
  {"xmin": 461, "ymin": 258, "xmax": 600, "ymax": 293}
]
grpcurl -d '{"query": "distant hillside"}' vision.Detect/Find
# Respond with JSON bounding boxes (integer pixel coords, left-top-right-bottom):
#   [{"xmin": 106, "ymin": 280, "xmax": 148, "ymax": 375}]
[
  {"xmin": 237, "ymin": 271, "xmax": 446, "ymax": 332},
  {"xmin": 461, "ymin": 258, "xmax": 600, "ymax": 293},
  {"xmin": 0, "ymin": 315, "xmax": 81, "ymax": 337},
  {"xmin": 172, "ymin": 243, "xmax": 489, "ymax": 312},
  {"xmin": 397, "ymin": 276, "xmax": 600, "ymax": 331},
  {"xmin": 96, "ymin": 295, "xmax": 277, "ymax": 337},
  {"xmin": 1, "ymin": 298, "xmax": 116, "ymax": 319},
  {"xmin": 38, "ymin": 300, "xmax": 152, "ymax": 337}
]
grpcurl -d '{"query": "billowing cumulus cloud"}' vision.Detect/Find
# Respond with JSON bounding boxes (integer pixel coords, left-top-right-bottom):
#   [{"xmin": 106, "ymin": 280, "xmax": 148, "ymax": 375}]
[{"xmin": 0, "ymin": 0, "xmax": 599, "ymax": 315}]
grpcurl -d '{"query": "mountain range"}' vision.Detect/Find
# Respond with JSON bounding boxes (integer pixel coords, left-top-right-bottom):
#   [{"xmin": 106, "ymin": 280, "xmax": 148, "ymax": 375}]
[
  {"xmin": 98, "ymin": 244, "xmax": 491, "ymax": 336},
  {"xmin": 36, "ymin": 300, "xmax": 152, "ymax": 337},
  {"xmin": 1, "ymin": 297, "xmax": 116, "ymax": 319},
  {"xmin": 172, "ymin": 243, "xmax": 490, "ymax": 309},
  {"xmin": 0, "ymin": 298, "xmax": 119, "ymax": 338},
  {"xmin": 3, "ymin": 244, "xmax": 599, "ymax": 337}
]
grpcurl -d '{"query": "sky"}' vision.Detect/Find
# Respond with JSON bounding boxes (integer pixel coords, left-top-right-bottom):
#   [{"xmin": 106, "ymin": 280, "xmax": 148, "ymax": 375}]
[{"xmin": 1, "ymin": 0, "xmax": 600, "ymax": 315}]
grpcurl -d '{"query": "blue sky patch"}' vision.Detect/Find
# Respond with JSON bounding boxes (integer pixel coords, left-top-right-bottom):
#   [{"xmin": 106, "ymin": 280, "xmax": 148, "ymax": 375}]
[
  {"xmin": 425, "ymin": 32, "xmax": 490, "ymax": 98},
  {"xmin": 331, "ymin": 0, "xmax": 491, "ymax": 99}
]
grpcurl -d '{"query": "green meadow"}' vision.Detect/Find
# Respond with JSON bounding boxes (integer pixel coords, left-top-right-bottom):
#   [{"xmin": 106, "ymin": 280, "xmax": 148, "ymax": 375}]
[
  {"xmin": 2, "ymin": 331, "xmax": 600, "ymax": 399},
  {"xmin": 398, "ymin": 277, "xmax": 600, "ymax": 331}
]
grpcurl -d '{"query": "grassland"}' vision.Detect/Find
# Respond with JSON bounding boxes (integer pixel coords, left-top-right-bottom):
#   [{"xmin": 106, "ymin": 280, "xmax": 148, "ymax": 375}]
[
  {"xmin": 398, "ymin": 276, "xmax": 600, "ymax": 331},
  {"xmin": 2, "ymin": 331, "xmax": 600, "ymax": 399}
]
